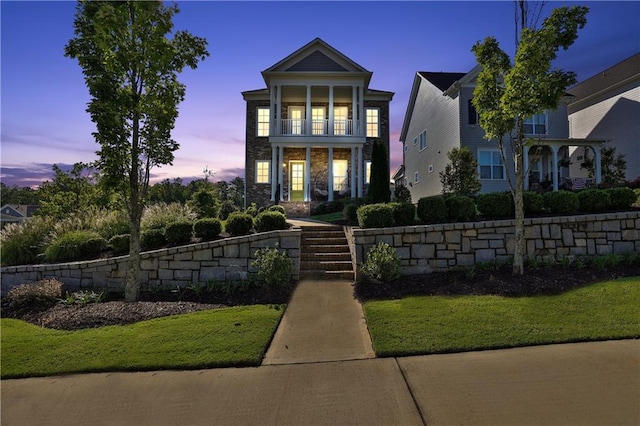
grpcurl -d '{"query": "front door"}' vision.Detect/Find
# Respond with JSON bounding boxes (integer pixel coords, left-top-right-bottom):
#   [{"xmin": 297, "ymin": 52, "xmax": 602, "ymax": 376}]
[{"xmin": 289, "ymin": 161, "xmax": 305, "ymax": 201}]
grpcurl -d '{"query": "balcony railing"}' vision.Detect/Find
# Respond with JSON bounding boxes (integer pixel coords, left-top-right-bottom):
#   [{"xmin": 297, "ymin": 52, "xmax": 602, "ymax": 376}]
[{"xmin": 278, "ymin": 119, "xmax": 359, "ymax": 136}]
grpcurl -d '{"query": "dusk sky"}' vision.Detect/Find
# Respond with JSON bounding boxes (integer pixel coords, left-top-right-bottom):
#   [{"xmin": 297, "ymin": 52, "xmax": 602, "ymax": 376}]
[{"xmin": 2, "ymin": 1, "xmax": 639, "ymax": 188}]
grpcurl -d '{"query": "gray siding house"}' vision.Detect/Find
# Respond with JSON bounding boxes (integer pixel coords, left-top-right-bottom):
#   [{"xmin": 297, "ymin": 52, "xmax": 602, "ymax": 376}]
[
  {"xmin": 242, "ymin": 38, "xmax": 394, "ymax": 216},
  {"xmin": 568, "ymin": 53, "xmax": 640, "ymax": 182},
  {"xmin": 400, "ymin": 67, "xmax": 605, "ymax": 204}
]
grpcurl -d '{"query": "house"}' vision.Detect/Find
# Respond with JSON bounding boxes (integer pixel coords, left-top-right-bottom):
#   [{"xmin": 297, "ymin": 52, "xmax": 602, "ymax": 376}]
[
  {"xmin": 399, "ymin": 67, "xmax": 605, "ymax": 203},
  {"xmin": 242, "ymin": 38, "xmax": 394, "ymax": 216},
  {"xmin": 567, "ymin": 53, "xmax": 640, "ymax": 182},
  {"xmin": 0, "ymin": 204, "xmax": 38, "ymax": 227}
]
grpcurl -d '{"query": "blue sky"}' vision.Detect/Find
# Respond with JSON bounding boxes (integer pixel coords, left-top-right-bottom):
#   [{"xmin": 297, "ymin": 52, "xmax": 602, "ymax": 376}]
[{"xmin": 2, "ymin": 1, "xmax": 639, "ymax": 188}]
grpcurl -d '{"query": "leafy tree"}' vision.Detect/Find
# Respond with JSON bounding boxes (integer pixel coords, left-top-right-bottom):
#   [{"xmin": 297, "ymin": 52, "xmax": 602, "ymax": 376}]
[
  {"xmin": 439, "ymin": 147, "xmax": 481, "ymax": 196},
  {"xmin": 472, "ymin": 4, "xmax": 588, "ymax": 274},
  {"xmin": 0, "ymin": 183, "xmax": 40, "ymax": 206},
  {"xmin": 581, "ymin": 146, "xmax": 627, "ymax": 186},
  {"xmin": 367, "ymin": 140, "xmax": 391, "ymax": 203},
  {"xmin": 229, "ymin": 177, "xmax": 245, "ymax": 208},
  {"xmin": 148, "ymin": 178, "xmax": 187, "ymax": 205},
  {"xmin": 188, "ymin": 188, "xmax": 219, "ymax": 218},
  {"xmin": 65, "ymin": 1, "xmax": 209, "ymax": 301}
]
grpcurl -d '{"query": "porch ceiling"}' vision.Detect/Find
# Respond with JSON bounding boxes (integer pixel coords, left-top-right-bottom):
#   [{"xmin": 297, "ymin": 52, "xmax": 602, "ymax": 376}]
[{"xmin": 525, "ymin": 138, "xmax": 607, "ymax": 147}]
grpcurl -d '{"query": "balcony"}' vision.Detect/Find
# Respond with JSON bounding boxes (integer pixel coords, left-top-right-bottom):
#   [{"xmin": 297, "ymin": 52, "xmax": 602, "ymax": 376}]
[{"xmin": 278, "ymin": 119, "xmax": 360, "ymax": 137}]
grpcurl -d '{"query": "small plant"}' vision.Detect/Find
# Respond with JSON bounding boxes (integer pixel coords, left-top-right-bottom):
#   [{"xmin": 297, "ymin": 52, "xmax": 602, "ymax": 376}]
[
  {"xmin": 0, "ymin": 215, "xmax": 53, "ymax": 266},
  {"xmin": 343, "ymin": 203, "xmax": 358, "ymax": 223},
  {"xmin": 245, "ymin": 202, "xmax": 259, "ymax": 217},
  {"xmin": 225, "ymin": 212, "xmax": 254, "ymax": 236},
  {"xmin": 254, "ymin": 211, "xmax": 288, "ymax": 232},
  {"xmin": 164, "ymin": 220, "xmax": 193, "ymax": 245},
  {"xmin": 6, "ymin": 279, "xmax": 64, "ymax": 309},
  {"xmin": 394, "ymin": 185, "xmax": 412, "ymax": 203},
  {"xmin": 357, "ymin": 203, "xmax": 394, "ymax": 228},
  {"xmin": 416, "ymin": 195, "xmax": 447, "ymax": 224},
  {"xmin": 141, "ymin": 202, "xmax": 196, "ymax": 232},
  {"xmin": 251, "ymin": 246, "xmax": 292, "ymax": 290},
  {"xmin": 267, "ymin": 205, "xmax": 286, "ymax": 215},
  {"xmin": 218, "ymin": 200, "xmax": 239, "ymax": 221},
  {"xmin": 194, "ymin": 218, "xmax": 222, "ymax": 241},
  {"xmin": 361, "ymin": 241, "xmax": 400, "ymax": 282},
  {"xmin": 44, "ymin": 230, "xmax": 107, "ymax": 263}
]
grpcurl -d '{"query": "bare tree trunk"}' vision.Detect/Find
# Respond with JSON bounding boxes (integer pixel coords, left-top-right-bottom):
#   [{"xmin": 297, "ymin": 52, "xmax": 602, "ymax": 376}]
[
  {"xmin": 125, "ymin": 213, "xmax": 141, "ymax": 302},
  {"xmin": 513, "ymin": 122, "xmax": 526, "ymax": 275}
]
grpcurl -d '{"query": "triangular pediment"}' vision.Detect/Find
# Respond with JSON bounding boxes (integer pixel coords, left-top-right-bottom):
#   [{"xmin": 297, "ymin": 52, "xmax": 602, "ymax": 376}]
[{"xmin": 286, "ymin": 50, "xmax": 348, "ymax": 72}]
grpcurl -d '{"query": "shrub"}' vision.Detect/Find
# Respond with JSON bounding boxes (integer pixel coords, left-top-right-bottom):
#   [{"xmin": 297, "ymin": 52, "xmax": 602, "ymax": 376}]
[
  {"xmin": 577, "ymin": 189, "xmax": 611, "ymax": 213},
  {"xmin": 417, "ymin": 196, "xmax": 447, "ymax": 224},
  {"xmin": 268, "ymin": 205, "xmax": 287, "ymax": 215},
  {"xmin": 141, "ymin": 228, "xmax": 166, "ymax": 251},
  {"xmin": 109, "ymin": 234, "xmax": 130, "ymax": 254},
  {"xmin": 0, "ymin": 215, "xmax": 52, "ymax": 266},
  {"xmin": 141, "ymin": 203, "xmax": 196, "ymax": 231},
  {"xmin": 357, "ymin": 203, "xmax": 394, "ymax": 228},
  {"xmin": 343, "ymin": 203, "xmax": 358, "ymax": 223},
  {"xmin": 188, "ymin": 188, "xmax": 219, "ymax": 219},
  {"xmin": 164, "ymin": 221, "xmax": 193, "ymax": 245},
  {"xmin": 95, "ymin": 209, "xmax": 130, "ymax": 240},
  {"xmin": 523, "ymin": 191, "xmax": 545, "ymax": 215},
  {"xmin": 361, "ymin": 242, "xmax": 400, "ymax": 282},
  {"xmin": 605, "ymin": 187, "xmax": 637, "ymax": 210},
  {"xmin": 245, "ymin": 203, "xmax": 259, "ymax": 217},
  {"xmin": 390, "ymin": 202, "xmax": 416, "ymax": 226},
  {"xmin": 543, "ymin": 190, "xmax": 579, "ymax": 214},
  {"xmin": 312, "ymin": 203, "xmax": 327, "ymax": 216},
  {"xmin": 218, "ymin": 200, "xmax": 239, "ymax": 221},
  {"xmin": 394, "ymin": 185, "xmax": 412, "ymax": 203},
  {"xmin": 445, "ymin": 196, "xmax": 476, "ymax": 222},
  {"xmin": 254, "ymin": 211, "xmax": 288, "ymax": 232},
  {"xmin": 5, "ymin": 279, "xmax": 64, "ymax": 309},
  {"xmin": 476, "ymin": 192, "xmax": 513, "ymax": 219},
  {"xmin": 225, "ymin": 212, "xmax": 254, "ymax": 236},
  {"xmin": 326, "ymin": 199, "xmax": 346, "ymax": 214},
  {"xmin": 194, "ymin": 218, "xmax": 222, "ymax": 241},
  {"xmin": 44, "ymin": 230, "xmax": 107, "ymax": 263},
  {"xmin": 251, "ymin": 246, "xmax": 292, "ymax": 290}
]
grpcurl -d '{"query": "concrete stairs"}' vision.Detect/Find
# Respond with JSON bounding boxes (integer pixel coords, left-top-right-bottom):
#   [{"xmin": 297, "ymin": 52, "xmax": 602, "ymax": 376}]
[{"xmin": 299, "ymin": 226, "xmax": 354, "ymax": 281}]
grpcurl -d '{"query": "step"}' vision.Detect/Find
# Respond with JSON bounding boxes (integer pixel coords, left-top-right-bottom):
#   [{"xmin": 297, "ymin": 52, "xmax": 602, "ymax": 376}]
[
  {"xmin": 300, "ymin": 260, "xmax": 353, "ymax": 272},
  {"xmin": 302, "ymin": 237, "xmax": 348, "ymax": 246},
  {"xmin": 300, "ymin": 244, "xmax": 351, "ymax": 254},
  {"xmin": 299, "ymin": 270, "xmax": 355, "ymax": 280},
  {"xmin": 302, "ymin": 230, "xmax": 347, "ymax": 239},
  {"xmin": 301, "ymin": 252, "xmax": 352, "ymax": 262}
]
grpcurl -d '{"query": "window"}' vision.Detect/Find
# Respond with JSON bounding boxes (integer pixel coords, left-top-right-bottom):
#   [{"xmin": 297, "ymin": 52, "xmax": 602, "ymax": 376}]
[
  {"xmin": 312, "ymin": 107, "xmax": 326, "ymax": 135},
  {"xmin": 428, "ymin": 164, "xmax": 434, "ymax": 173},
  {"xmin": 333, "ymin": 160, "xmax": 348, "ymax": 192},
  {"xmin": 365, "ymin": 161, "xmax": 372, "ymax": 184},
  {"xmin": 289, "ymin": 106, "xmax": 305, "ymax": 135},
  {"xmin": 478, "ymin": 150, "xmax": 505, "ymax": 180},
  {"xmin": 468, "ymin": 99, "xmax": 479, "ymax": 125},
  {"xmin": 334, "ymin": 106, "xmax": 348, "ymax": 135},
  {"xmin": 366, "ymin": 108, "xmax": 379, "ymax": 137},
  {"xmin": 255, "ymin": 160, "xmax": 270, "ymax": 184},
  {"xmin": 413, "ymin": 137, "xmax": 418, "ymax": 145},
  {"xmin": 257, "ymin": 107, "xmax": 270, "ymax": 136},
  {"xmin": 404, "ymin": 144, "xmax": 408, "ymax": 152},
  {"xmin": 419, "ymin": 130, "xmax": 427, "ymax": 150},
  {"xmin": 524, "ymin": 113, "xmax": 547, "ymax": 135},
  {"xmin": 414, "ymin": 171, "xmax": 419, "ymax": 184}
]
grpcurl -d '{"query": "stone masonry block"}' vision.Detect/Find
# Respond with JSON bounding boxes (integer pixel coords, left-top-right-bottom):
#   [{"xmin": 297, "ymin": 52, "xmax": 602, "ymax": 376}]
[
  {"xmin": 412, "ymin": 244, "xmax": 435, "ymax": 259},
  {"xmin": 475, "ymin": 249, "xmax": 496, "ymax": 263},
  {"xmin": 562, "ymin": 229, "xmax": 574, "ymax": 246},
  {"xmin": 444, "ymin": 230, "xmax": 461, "ymax": 244}
]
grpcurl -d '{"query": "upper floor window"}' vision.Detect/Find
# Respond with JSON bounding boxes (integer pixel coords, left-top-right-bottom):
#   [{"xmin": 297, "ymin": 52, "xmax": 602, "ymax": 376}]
[
  {"xmin": 312, "ymin": 107, "xmax": 326, "ymax": 135},
  {"xmin": 419, "ymin": 130, "xmax": 427, "ymax": 151},
  {"xmin": 524, "ymin": 113, "xmax": 547, "ymax": 136},
  {"xmin": 468, "ymin": 99, "xmax": 479, "ymax": 125},
  {"xmin": 366, "ymin": 108, "xmax": 379, "ymax": 137},
  {"xmin": 257, "ymin": 107, "xmax": 270, "ymax": 137},
  {"xmin": 414, "ymin": 171, "xmax": 419, "ymax": 184},
  {"xmin": 255, "ymin": 160, "xmax": 270, "ymax": 184},
  {"xmin": 478, "ymin": 150, "xmax": 505, "ymax": 180},
  {"xmin": 334, "ymin": 106, "xmax": 348, "ymax": 135}
]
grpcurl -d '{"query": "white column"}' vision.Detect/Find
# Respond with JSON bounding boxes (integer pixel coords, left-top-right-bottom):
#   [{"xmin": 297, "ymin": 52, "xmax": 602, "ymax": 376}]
[
  {"xmin": 594, "ymin": 145, "xmax": 603, "ymax": 185},
  {"xmin": 358, "ymin": 86, "xmax": 365, "ymax": 137},
  {"xmin": 306, "ymin": 85, "xmax": 312, "ymax": 135},
  {"xmin": 523, "ymin": 145, "xmax": 529, "ymax": 190},
  {"xmin": 328, "ymin": 146, "xmax": 334, "ymax": 202},
  {"xmin": 305, "ymin": 146, "xmax": 311, "ymax": 201},
  {"xmin": 350, "ymin": 146, "xmax": 356, "ymax": 198},
  {"xmin": 278, "ymin": 145, "xmax": 284, "ymax": 201},
  {"xmin": 269, "ymin": 85, "xmax": 276, "ymax": 137},
  {"xmin": 550, "ymin": 144, "xmax": 560, "ymax": 191},
  {"xmin": 276, "ymin": 85, "xmax": 282, "ymax": 136},
  {"xmin": 352, "ymin": 86, "xmax": 357, "ymax": 136},
  {"xmin": 271, "ymin": 145, "xmax": 277, "ymax": 201},
  {"xmin": 357, "ymin": 146, "xmax": 363, "ymax": 197},
  {"xmin": 328, "ymin": 85, "xmax": 334, "ymax": 136}
]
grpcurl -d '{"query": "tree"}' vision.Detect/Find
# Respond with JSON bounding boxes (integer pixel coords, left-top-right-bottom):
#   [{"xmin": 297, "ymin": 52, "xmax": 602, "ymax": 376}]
[
  {"xmin": 65, "ymin": 1, "xmax": 209, "ymax": 301},
  {"xmin": 581, "ymin": 145, "xmax": 627, "ymax": 186},
  {"xmin": 472, "ymin": 4, "xmax": 588, "ymax": 274},
  {"xmin": 367, "ymin": 140, "xmax": 391, "ymax": 203},
  {"xmin": 0, "ymin": 183, "xmax": 40, "ymax": 206},
  {"xmin": 439, "ymin": 147, "xmax": 481, "ymax": 196}
]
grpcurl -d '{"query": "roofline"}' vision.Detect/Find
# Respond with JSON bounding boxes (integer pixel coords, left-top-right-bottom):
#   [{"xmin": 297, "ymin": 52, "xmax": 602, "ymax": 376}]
[{"xmin": 399, "ymin": 73, "xmax": 423, "ymax": 142}]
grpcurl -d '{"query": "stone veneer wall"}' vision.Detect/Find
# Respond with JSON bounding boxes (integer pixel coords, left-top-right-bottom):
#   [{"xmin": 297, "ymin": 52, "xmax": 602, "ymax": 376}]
[
  {"xmin": 1, "ymin": 229, "xmax": 301, "ymax": 296},
  {"xmin": 347, "ymin": 211, "xmax": 640, "ymax": 280}
]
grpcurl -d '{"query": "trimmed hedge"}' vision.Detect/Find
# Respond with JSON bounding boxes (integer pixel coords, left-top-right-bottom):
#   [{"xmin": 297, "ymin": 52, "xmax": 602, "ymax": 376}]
[
  {"xmin": 605, "ymin": 187, "xmax": 637, "ymax": 210},
  {"xmin": 255, "ymin": 211, "xmax": 288, "ymax": 232},
  {"xmin": 343, "ymin": 203, "xmax": 358, "ymax": 223},
  {"xmin": 44, "ymin": 230, "xmax": 107, "ymax": 263},
  {"xmin": 577, "ymin": 189, "xmax": 611, "ymax": 213},
  {"xmin": 194, "ymin": 218, "xmax": 222, "ymax": 241},
  {"xmin": 523, "ymin": 191, "xmax": 545, "ymax": 214},
  {"xmin": 141, "ymin": 228, "xmax": 166, "ymax": 251},
  {"xmin": 476, "ymin": 192, "xmax": 514, "ymax": 219},
  {"xmin": 267, "ymin": 205, "xmax": 287, "ymax": 215},
  {"xmin": 543, "ymin": 190, "xmax": 579, "ymax": 214},
  {"xmin": 445, "ymin": 196, "xmax": 476, "ymax": 222},
  {"xmin": 109, "ymin": 234, "xmax": 130, "ymax": 254},
  {"xmin": 357, "ymin": 203, "xmax": 394, "ymax": 228},
  {"xmin": 417, "ymin": 196, "xmax": 447, "ymax": 224},
  {"xmin": 390, "ymin": 202, "xmax": 416, "ymax": 226},
  {"xmin": 225, "ymin": 212, "xmax": 254, "ymax": 236},
  {"xmin": 165, "ymin": 221, "xmax": 193, "ymax": 245}
]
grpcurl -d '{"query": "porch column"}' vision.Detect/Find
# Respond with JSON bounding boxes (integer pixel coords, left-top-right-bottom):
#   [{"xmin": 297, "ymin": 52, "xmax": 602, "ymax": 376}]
[
  {"xmin": 306, "ymin": 85, "xmax": 312, "ymax": 135},
  {"xmin": 269, "ymin": 85, "xmax": 276, "ymax": 137},
  {"xmin": 352, "ymin": 85, "xmax": 357, "ymax": 135},
  {"xmin": 523, "ymin": 145, "xmax": 530, "ymax": 190},
  {"xmin": 358, "ymin": 86, "xmax": 365, "ymax": 137},
  {"xmin": 328, "ymin": 85, "xmax": 334, "ymax": 136},
  {"xmin": 350, "ymin": 146, "xmax": 357, "ymax": 198},
  {"xmin": 305, "ymin": 146, "xmax": 311, "ymax": 201},
  {"xmin": 550, "ymin": 144, "xmax": 560, "ymax": 191},
  {"xmin": 271, "ymin": 145, "xmax": 278, "ymax": 201},
  {"xmin": 357, "ymin": 146, "xmax": 364, "ymax": 197},
  {"xmin": 594, "ymin": 145, "xmax": 603, "ymax": 185},
  {"xmin": 278, "ymin": 145, "xmax": 284, "ymax": 201},
  {"xmin": 276, "ymin": 85, "xmax": 282, "ymax": 135},
  {"xmin": 328, "ymin": 146, "xmax": 334, "ymax": 202}
]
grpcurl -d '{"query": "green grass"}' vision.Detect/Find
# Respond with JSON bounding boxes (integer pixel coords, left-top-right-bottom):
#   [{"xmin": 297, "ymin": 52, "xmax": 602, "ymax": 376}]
[
  {"xmin": 364, "ymin": 277, "xmax": 640, "ymax": 357},
  {"xmin": 1, "ymin": 305, "xmax": 283, "ymax": 379},
  {"xmin": 309, "ymin": 211, "xmax": 345, "ymax": 223}
]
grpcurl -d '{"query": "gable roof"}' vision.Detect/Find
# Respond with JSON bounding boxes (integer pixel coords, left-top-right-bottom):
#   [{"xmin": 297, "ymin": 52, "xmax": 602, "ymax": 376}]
[{"xmin": 418, "ymin": 72, "xmax": 466, "ymax": 92}]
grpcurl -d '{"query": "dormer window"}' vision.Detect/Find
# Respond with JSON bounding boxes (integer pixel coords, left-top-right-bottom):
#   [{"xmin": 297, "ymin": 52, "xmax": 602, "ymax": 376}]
[{"xmin": 524, "ymin": 113, "xmax": 547, "ymax": 136}]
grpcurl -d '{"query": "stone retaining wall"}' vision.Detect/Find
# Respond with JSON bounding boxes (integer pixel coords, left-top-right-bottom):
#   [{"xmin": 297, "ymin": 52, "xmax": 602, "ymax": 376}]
[
  {"xmin": 1, "ymin": 229, "xmax": 301, "ymax": 296},
  {"xmin": 349, "ymin": 211, "xmax": 640, "ymax": 279}
]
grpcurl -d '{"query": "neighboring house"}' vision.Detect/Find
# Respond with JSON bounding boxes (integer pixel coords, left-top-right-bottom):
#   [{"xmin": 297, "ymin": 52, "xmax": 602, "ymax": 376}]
[
  {"xmin": 568, "ymin": 53, "xmax": 640, "ymax": 182},
  {"xmin": 400, "ymin": 67, "xmax": 605, "ymax": 203},
  {"xmin": 242, "ymin": 38, "xmax": 394, "ymax": 215},
  {"xmin": 0, "ymin": 204, "xmax": 38, "ymax": 227}
]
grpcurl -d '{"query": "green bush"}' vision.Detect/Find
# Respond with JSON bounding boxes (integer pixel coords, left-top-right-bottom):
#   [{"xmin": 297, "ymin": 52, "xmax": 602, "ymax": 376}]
[
  {"xmin": 476, "ymin": 192, "xmax": 514, "ymax": 219},
  {"xmin": 523, "ymin": 191, "xmax": 545, "ymax": 215},
  {"xmin": 312, "ymin": 203, "xmax": 328, "ymax": 216},
  {"xmin": 0, "ymin": 216, "xmax": 52, "ymax": 266},
  {"xmin": 225, "ymin": 212, "xmax": 254, "ymax": 236},
  {"xmin": 218, "ymin": 200, "xmax": 239, "ymax": 221},
  {"xmin": 577, "ymin": 189, "xmax": 611, "ymax": 213},
  {"xmin": 605, "ymin": 187, "xmax": 637, "ymax": 210},
  {"xmin": 141, "ymin": 228, "xmax": 166, "ymax": 251},
  {"xmin": 445, "ymin": 195, "xmax": 476, "ymax": 222},
  {"xmin": 254, "ymin": 211, "xmax": 288, "ymax": 232},
  {"xmin": 141, "ymin": 203, "xmax": 196, "ymax": 231},
  {"xmin": 543, "ymin": 190, "xmax": 579, "ymax": 214},
  {"xmin": 390, "ymin": 202, "xmax": 416, "ymax": 226},
  {"xmin": 267, "ymin": 205, "xmax": 287, "ymax": 215},
  {"xmin": 343, "ymin": 203, "xmax": 358, "ymax": 223},
  {"xmin": 245, "ymin": 203, "xmax": 259, "ymax": 217},
  {"xmin": 417, "ymin": 196, "xmax": 447, "ymax": 224},
  {"xmin": 109, "ymin": 234, "xmax": 130, "ymax": 254},
  {"xmin": 251, "ymin": 246, "xmax": 292, "ymax": 290},
  {"xmin": 44, "ymin": 230, "xmax": 107, "ymax": 263},
  {"xmin": 361, "ymin": 242, "xmax": 400, "ymax": 282},
  {"xmin": 634, "ymin": 189, "xmax": 640, "ymax": 207},
  {"xmin": 194, "ymin": 218, "xmax": 222, "ymax": 241},
  {"xmin": 5, "ymin": 279, "xmax": 64, "ymax": 309},
  {"xmin": 357, "ymin": 203, "xmax": 394, "ymax": 228},
  {"xmin": 95, "ymin": 209, "xmax": 130, "ymax": 240},
  {"xmin": 326, "ymin": 199, "xmax": 346, "ymax": 214},
  {"xmin": 164, "ymin": 221, "xmax": 193, "ymax": 245},
  {"xmin": 394, "ymin": 185, "xmax": 412, "ymax": 203},
  {"xmin": 188, "ymin": 188, "xmax": 219, "ymax": 218}
]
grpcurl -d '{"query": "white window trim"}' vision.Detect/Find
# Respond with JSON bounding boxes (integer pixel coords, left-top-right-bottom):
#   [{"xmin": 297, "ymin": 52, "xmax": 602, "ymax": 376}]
[
  {"xmin": 428, "ymin": 164, "xmax": 434, "ymax": 173},
  {"xmin": 413, "ymin": 136, "xmax": 418, "ymax": 145},
  {"xmin": 256, "ymin": 107, "xmax": 270, "ymax": 137},
  {"xmin": 414, "ymin": 171, "xmax": 419, "ymax": 184},
  {"xmin": 365, "ymin": 107, "xmax": 380, "ymax": 138},
  {"xmin": 524, "ymin": 112, "xmax": 548, "ymax": 136},
  {"xmin": 478, "ymin": 149, "xmax": 506, "ymax": 181},
  {"xmin": 255, "ymin": 160, "xmax": 271, "ymax": 184},
  {"xmin": 419, "ymin": 130, "xmax": 427, "ymax": 151}
]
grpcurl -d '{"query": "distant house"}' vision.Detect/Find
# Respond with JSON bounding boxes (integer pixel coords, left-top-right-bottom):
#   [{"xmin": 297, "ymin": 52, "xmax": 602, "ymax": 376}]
[
  {"xmin": 568, "ymin": 53, "xmax": 640, "ymax": 182},
  {"xmin": 241, "ymin": 38, "xmax": 394, "ymax": 216},
  {"xmin": 0, "ymin": 204, "xmax": 38, "ymax": 227},
  {"xmin": 399, "ymin": 66, "xmax": 605, "ymax": 203}
]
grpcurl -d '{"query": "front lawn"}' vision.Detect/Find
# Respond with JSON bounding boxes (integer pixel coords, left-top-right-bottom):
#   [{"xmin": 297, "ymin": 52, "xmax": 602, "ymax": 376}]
[
  {"xmin": 1, "ymin": 305, "xmax": 283, "ymax": 379},
  {"xmin": 364, "ymin": 277, "xmax": 640, "ymax": 357}
]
